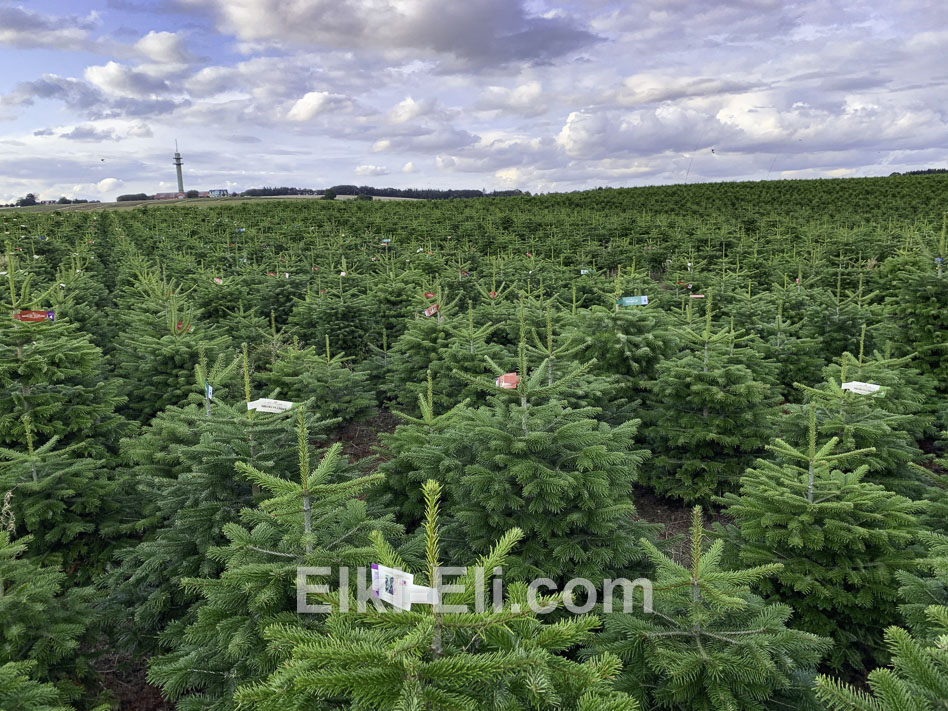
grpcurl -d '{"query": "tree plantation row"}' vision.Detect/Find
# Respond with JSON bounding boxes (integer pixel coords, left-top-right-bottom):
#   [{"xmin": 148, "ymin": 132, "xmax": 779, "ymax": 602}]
[{"xmin": 0, "ymin": 175, "xmax": 946, "ymax": 710}]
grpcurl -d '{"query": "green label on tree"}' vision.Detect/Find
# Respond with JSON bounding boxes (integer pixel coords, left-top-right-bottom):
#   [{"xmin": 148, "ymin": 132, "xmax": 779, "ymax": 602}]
[{"xmin": 617, "ymin": 296, "xmax": 648, "ymax": 306}]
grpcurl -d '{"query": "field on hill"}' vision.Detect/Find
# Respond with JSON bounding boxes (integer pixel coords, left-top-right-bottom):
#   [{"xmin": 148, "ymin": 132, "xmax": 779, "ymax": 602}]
[{"xmin": 0, "ymin": 175, "xmax": 946, "ymax": 710}]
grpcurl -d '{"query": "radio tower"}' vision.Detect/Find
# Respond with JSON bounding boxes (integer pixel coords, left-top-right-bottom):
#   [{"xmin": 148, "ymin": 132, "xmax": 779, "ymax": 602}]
[{"xmin": 173, "ymin": 141, "xmax": 184, "ymax": 193}]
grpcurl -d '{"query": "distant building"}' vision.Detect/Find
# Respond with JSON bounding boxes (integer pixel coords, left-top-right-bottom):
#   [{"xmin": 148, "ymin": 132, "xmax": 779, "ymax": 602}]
[
  {"xmin": 208, "ymin": 189, "xmax": 229, "ymax": 198},
  {"xmin": 155, "ymin": 192, "xmax": 186, "ymax": 200},
  {"xmin": 198, "ymin": 191, "xmax": 210, "ymax": 198}
]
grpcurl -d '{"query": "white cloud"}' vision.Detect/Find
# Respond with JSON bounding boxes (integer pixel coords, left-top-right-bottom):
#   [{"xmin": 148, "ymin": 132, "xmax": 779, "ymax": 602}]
[
  {"xmin": 84, "ymin": 62, "xmax": 171, "ymax": 98},
  {"xmin": 286, "ymin": 91, "xmax": 351, "ymax": 121},
  {"xmin": 476, "ymin": 81, "xmax": 546, "ymax": 116},
  {"xmin": 134, "ymin": 31, "xmax": 193, "ymax": 64},
  {"xmin": 97, "ymin": 177, "xmax": 123, "ymax": 193},
  {"xmin": 402, "ymin": 161, "xmax": 418, "ymax": 173},
  {"xmin": 355, "ymin": 164, "xmax": 388, "ymax": 177}
]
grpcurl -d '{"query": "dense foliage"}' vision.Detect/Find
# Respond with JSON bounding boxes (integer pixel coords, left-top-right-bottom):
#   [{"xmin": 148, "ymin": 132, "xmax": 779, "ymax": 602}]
[{"xmin": 0, "ymin": 173, "xmax": 945, "ymax": 709}]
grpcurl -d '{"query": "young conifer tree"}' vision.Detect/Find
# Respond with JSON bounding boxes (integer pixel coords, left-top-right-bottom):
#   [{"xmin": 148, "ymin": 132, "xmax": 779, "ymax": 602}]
[
  {"xmin": 102, "ymin": 353, "xmax": 337, "ymax": 657},
  {"xmin": 372, "ymin": 371, "xmax": 469, "ymax": 527},
  {"xmin": 815, "ymin": 606, "xmax": 948, "ymax": 710},
  {"xmin": 642, "ymin": 292, "xmax": 777, "ymax": 503},
  {"xmin": 262, "ymin": 335, "xmax": 377, "ymax": 426},
  {"xmin": 0, "ymin": 417, "xmax": 114, "ymax": 578},
  {"xmin": 147, "ymin": 411, "xmax": 402, "ymax": 710},
  {"xmin": 435, "ymin": 337, "xmax": 653, "ymax": 583},
  {"xmin": 786, "ymin": 356, "xmax": 925, "ymax": 496},
  {"xmin": 111, "ymin": 289, "xmax": 233, "ymax": 423},
  {"xmin": 591, "ymin": 507, "xmax": 830, "ymax": 711},
  {"xmin": 717, "ymin": 405, "xmax": 925, "ymax": 671},
  {"xmin": 0, "ymin": 260, "xmax": 126, "ymax": 455},
  {"xmin": 234, "ymin": 480, "xmax": 639, "ymax": 711},
  {"xmin": 0, "ymin": 533, "xmax": 99, "ymax": 707},
  {"xmin": 0, "ymin": 661, "xmax": 73, "ymax": 711}
]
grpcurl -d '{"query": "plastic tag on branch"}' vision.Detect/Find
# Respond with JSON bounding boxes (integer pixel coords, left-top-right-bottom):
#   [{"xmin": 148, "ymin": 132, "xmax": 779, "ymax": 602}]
[
  {"xmin": 424, "ymin": 304, "xmax": 439, "ymax": 318},
  {"xmin": 488, "ymin": 290, "xmax": 497, "ymax": 299},
  {"xmin": 841, "ymin": 381, "xmax": 885, "ymax": 397},
  {"xmin": 213, "ymin": 277, "xmax": 222, "ymax": 284},
  {"xmin": 371, "ymin": 564, "xmax": 437, "ymax": 611},
  {"xmin": 689, "ymin": 294, "xmax": 705, "ymax": 298},
  {"xmin": 424, "ymin": 291, "xmax": 435, "ymax": 298},
  {"xmin": 496, "ymin": 372, "xmax": 519, "ymax": 389},
  {"xmin": 617, "ymin": 296, "xmax": 648, "ymax": 306},
  {"xmin": 247, "ymin": 398, "xmax": 293, "ymax": 413}
]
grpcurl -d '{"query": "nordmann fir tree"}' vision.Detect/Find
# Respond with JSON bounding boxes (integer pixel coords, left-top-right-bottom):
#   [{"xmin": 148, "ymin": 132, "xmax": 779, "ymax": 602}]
[
  {"xmin": 642, "ymin": 291, "xmax": 776, "ymax": 503},
  {"xmin": 0, "ymin": 416, "xmax": 114, "ymax": 579},
  {"xmin": 101, "ymin": 349, "xmax": 337, "ymax": 657},
  {"xmin": 435, "ymin": 336, "xmax": 653, "ymax": 583},
  {"xmin": 371, "ymin": 370, "xmax": 470, "ymax": 528},
  {"xmin": 816, "ymin": 605, "xmax": 948, "ymax": 710},
  {"xmin": 716, "ymin": 404, "xmax": 925, "ymax": 672},
  {"xmin": 147, "ymin": 410, "xmax": 402, "ymax": 711},
  {"xmin": 785, "ymin": 355, "xmax": 925, "ymax": 497},
  {"xmin": 884, "ymin": 213, "xmax": 948, "ymax": 389},
  {"xmin": 590, "ymin": 507, "xmax": 830, "ymax": 711},
  {"xmin": 262, "ymin": 335, "xmax": 377, "ymax": 427},
  {"xmin": 234, "ymin": 480, "xmax": 639, "ymax": 711},
  {"xmin": 0, "ymin": 253, "xmax": 126, "ymax": 455},
  {"xmin": 0, "ymin": 532, "xmax": 102, "ymax": 708},
  {"xmin": 111, "ymin": 285, "xmax": 233, "ymax": 424},
  {"xmin": 383, "ymin": 287, "xmax": 460, "ymax": 414}
]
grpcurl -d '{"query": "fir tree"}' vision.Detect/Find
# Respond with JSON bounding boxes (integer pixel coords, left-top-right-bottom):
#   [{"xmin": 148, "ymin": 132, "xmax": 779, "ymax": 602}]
[
  {"xmin": 815, "ymin": 608, "xmax": 948, "ymax": 711},
  {"xmin": 1, "ymin": 263, "xmax": 126, "ymax": 455},
  {"xmin": 101, "ymin": 364, "xmax": 337, "ymax": 657},
  {"xmin": 372, "ymin": 371, "xmax": 469, "ymax": 527},
  {"xmin": 434, "ymin": 341, "xmax": 653, "ymax": 583},
  {"xmin": 0, "ymin": 418, "xmax": 115, "ymax": 578},
  {"xmin": 0, "ymin": 660, "xmax": 73, "ymax": 711},
  {"xmin": 717, "ymin": 405, "xmax": 925, "ymax": 671},
  {"xmin": 572, "ymin": 302, "xmax": 679, "ymax": 408},
  {"xmin": 111, "ymin": 291, "xmax": 233, "ymax": 423},
  {"xmin": 642, "ymin": 292, "xmax": 777, "ymax": 503},
  {"xmin": 786, "ymin": 357, "xmax": 925, "ymax": 496},
  {"xmin": 0, "ymin": 533, "xmax": 99, "ymax": 705},
  {"xmin": 262, "ymin": 335, "xmax": 377, "ymax": 426},
  {"xmin": 147, "ymin": 411, "xmax": 401, "ymax": 710},
  {"xmin": 591, "ymin": 507, "xmax": 830, "ymax": 711},
  {"xmin": 234, "ymin": 480, "xmax": 639, "ymax": 711}
]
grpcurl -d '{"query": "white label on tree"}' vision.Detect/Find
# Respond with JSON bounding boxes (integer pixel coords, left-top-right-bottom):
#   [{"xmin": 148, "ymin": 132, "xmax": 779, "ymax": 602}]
[
  {"xmin": 841, "ymin": 381, "xmax": 881, "ymax": 395},
  {"xmin": 371, "ymin": 563, "xmax": 413, "ymax": 610},
  {"xmin": 247, "ymin": 398, "xmax": 293, "ymax": 413}
]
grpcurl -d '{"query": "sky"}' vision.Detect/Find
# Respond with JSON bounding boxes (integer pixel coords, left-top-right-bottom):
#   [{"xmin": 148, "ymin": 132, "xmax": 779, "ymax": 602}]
[{"xmin": 0, "ymin": 0, "xmax": 946, "ymax": 203}]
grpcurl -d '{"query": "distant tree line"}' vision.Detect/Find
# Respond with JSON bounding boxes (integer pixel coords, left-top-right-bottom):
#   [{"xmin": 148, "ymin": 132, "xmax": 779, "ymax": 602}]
[
  {"xmin": 888, "ymin": 168, "xmax": 948, "ymax": 176},
  {"xmin": 2, "ymin": 193, "xmax": 97, "ymax": 208},
  {"xmin": 117, "ymin": 193, "xmax": 154, "ymax": 202}
]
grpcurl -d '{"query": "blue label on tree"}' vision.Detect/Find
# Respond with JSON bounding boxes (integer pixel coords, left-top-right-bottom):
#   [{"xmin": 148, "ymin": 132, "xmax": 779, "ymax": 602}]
[{"xmin": 617, "ymin": 296, "xmax": 648, "ymax": 306}]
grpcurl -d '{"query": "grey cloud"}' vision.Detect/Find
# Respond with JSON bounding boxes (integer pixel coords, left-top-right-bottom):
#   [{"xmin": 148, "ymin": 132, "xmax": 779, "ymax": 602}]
[
  {"xmin": 225, "ymin": 135, "xmax": 263, "ymax": 144},
  {"xmin": 60, "ymin": 125, "xmax": 120, "ymax": 141},
  {"xmin": 183, "ymin": 0, "xmax": 600, "ymax": 69},
  {"xmin": 33, "ymin": 128, "xmax": 55, "ymax": 136},
  {"xmin": 0, "ymin": 5, "xmax": 98, "ymax": 50},
  {"xmin": 0, "ymin": 74, "xmax": 188, "ymax": 119}
]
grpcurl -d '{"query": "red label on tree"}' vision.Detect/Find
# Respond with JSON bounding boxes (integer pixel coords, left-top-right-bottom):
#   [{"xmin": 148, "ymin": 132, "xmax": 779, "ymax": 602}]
[
  {"xmin": 489, "ymin": 291, "xmax": 496, "ymax": 299},
  {"xmin": 424, "ymin": 304, "xmax": 439, "ymax": 318},
  {"xmin": 13, "ymin": 310, "xmax": 53, "ymax": 322},
  {"xmin": 424, "ymin": 292, "xmax": 435, "ymax": 298},
  {"xmin": 496, "ymin": 372, "xmax": 519, "ymax": 389}
]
